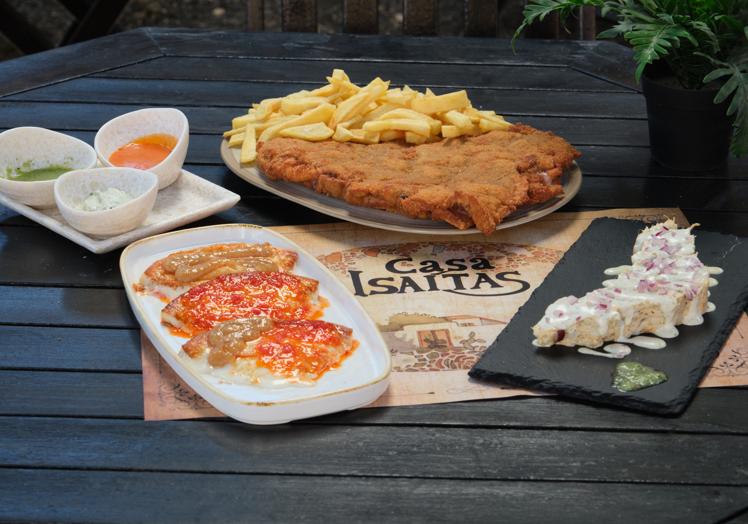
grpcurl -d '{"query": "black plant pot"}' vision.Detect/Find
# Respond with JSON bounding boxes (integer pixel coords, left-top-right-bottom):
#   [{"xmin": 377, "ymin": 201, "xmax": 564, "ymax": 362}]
[{"xmin": 641, "ymin": 73, "xmax": 732, "ymax": 171}]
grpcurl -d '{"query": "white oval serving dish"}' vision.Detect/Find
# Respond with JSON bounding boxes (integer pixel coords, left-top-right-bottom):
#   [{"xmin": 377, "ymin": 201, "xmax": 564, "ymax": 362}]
[
  {"xmin": 55, "ymin": 167, "xmax": 158, "ymax": 236},
  {"xmin": 0, "ymin": 127, "xmax": 97, "ymax": 208},
  {"xmin": 95, "ymin": 107, "xmax": 189, "ymax": 189},
  {"xmin": 120, "ymin": 224, "xmax": 391, "ymax": 425}
]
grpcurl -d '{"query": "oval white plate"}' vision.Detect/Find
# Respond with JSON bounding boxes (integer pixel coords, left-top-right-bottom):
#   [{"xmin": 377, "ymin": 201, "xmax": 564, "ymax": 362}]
[
  {"xmin": 221, "ymin": 139, "xmax": 582, "ymax": 235},
  {"xmin": 120, "ymin": 224, "xmax": 391, "ymax": 425}
]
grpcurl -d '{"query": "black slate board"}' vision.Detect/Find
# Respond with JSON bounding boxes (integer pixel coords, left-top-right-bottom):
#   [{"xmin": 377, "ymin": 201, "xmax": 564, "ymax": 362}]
[{"xmin": 469, "ymin": 218, "xmax": 748, "ymax": 415}]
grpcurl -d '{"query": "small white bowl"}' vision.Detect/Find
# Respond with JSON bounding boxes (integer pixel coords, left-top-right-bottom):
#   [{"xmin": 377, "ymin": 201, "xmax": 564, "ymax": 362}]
[
  {"xmin": 54, "ymin": 167, "xmax": 158, "ymax": 236},
  {"xmin": 0, "ymin": 127, "xmax": 97, "ymax": 208},
  {"xmin": 94, "ymin": 108, "xmax": 189, "ymax": 190}
]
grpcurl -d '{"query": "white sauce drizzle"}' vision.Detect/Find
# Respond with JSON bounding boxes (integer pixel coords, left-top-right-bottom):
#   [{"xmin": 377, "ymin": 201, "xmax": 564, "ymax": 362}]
[
  {"xmin": 578, "ymin": 343, "xmax": 632, "ymax": 359},
  {"xmin": 618, "ymin": 335, "xmax": 666, "ymax": 349},
  {"xmin": 532, "ymin": 220, "xmax": 724, "ymax": 353},
  {"xmin": 604, "ymin": 265, "xmax": 631, "ymax": 276},
  {"xmin": 654, "ymin": 325, "xmax": 679, "ymax": 338}
]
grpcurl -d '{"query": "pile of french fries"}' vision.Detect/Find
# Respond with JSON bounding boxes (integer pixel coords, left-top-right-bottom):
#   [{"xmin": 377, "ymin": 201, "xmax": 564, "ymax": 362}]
[{"xmin": 225, "ymin": 69, "xmax": 511, "ymax": 163}]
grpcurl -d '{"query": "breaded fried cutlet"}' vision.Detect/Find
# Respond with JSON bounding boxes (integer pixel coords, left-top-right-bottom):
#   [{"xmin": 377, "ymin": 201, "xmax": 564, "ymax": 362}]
[{"xmin": 256, "ymin": 124, "xmax": 580, "ymax": 234}]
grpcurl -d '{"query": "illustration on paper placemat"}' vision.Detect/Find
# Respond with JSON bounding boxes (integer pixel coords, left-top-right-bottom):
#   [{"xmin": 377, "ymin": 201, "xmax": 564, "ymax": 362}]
[
  {"xmin": 317, "ymin": 241, "xmax": 563, "ymax": 373},
  {"xmin": 380, "ymin": 312, "xmax": 507, "ymax": 372},
  {"xmin": 155, "ymin": 350, "xmax": 214, "ymax": 411},
  {"xmin": 707, "ymin": 317, "xmax": 748, "ymax": 379}
]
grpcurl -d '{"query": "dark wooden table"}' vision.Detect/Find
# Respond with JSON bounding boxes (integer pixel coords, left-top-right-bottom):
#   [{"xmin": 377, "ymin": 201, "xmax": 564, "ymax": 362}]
[{"xmin": 1, "ymin": 28, "xmax": 747, "ymax": 523}]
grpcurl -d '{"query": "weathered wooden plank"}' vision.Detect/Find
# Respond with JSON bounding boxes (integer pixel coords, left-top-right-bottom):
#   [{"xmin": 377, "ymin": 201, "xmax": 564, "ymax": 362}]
[
  {"xmin": 3, "ymin": 368, "xmax": 748, "ymax": 436},
  {"xmin": 0, "ymin": 286, "xmax": 134, "ymax": 328},
  {"xmin": 0, "ymin": 226, "xmax": 122, "ymax": 287},
  {"xmin": 0, "ymin": 28, "xmax": 163, "ymax": 97},
  {"xmin": 146, "ymin": 29, "xmax": 636, "ymax": 87},
  {"xmin": 343, "ymin": 0, "xmax": 378, "ymax": 33},
  {"xmin": 2, "ymin": 469, "xmax": 745, "ymax": 524},
  {"xmin": 247, "ymin": 0, "xmax": 264, "ymax": 31},
  {"xmin": 92, "ymin": 56, "xmax": 629, "ymax": 92},
  {"xmin": 581, "ymin": 6, "xmax": 597, "ymax": 40},
  {"xmin": 62, "ymin": 0, "xmax": 130, "ymax": 46},
  {"xmin": 281, "ymin": 0, "xmax": 317, "ymax": 32},
  {"xmin": 0, "ymin": 326, "xmax": 141, "ymax": 371},
  {"xmin": 403, "ymin": 0, "xmax": 438, "ymax": 35},
  {"xmin": 0, "ymin": 371, "xmax": 144, "ymax": 418},
  {"xmin": 3, "ymin": 80, "xmax": 648, "ymax": 118},
  {"xmin": 464, "ymin": 0, "xmax": 498, "ymax": 37},
  {"xmin": 565, "ymin": 175, "xmax": 748, "ymax": 212},
  {"xmin": 0, "ymin": 0, "xmax": 54, "ymax": 54},
  {"xmin": 524, "ymin": 11, "xmax": 560, "ymax": 39},
  {"xmin": 3, "ymin": 416, "xmax": 748, "ymax": 484}
]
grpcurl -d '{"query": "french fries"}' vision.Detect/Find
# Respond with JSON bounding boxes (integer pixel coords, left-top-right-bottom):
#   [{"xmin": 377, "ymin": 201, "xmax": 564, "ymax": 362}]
[{"xmin": 225, "ymin": 69, "xmax": 511, "ymax": 163}]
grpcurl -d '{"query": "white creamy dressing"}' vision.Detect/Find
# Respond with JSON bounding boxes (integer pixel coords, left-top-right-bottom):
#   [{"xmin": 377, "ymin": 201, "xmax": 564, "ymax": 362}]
[
  {"xmin": 578, "ymin": 344, "xmax": 632, "ymax": 359},
  {"xmin": 603, "ymin": 265, "xmax": 631, "ymax": 276},
  {"xmin": 654, "ymin": 325, "xmax": 679, "ymax": 338},
  {"xmin": 77, "ymin": 187, "xmax": 133, "ymax": 211},
  {"xmin": 618, "ymin": 335, "xmax": 666, "ymax": 349},
  {"xmin": 534, "ymin": 221, "xmax": 723, "ymax": 356}
]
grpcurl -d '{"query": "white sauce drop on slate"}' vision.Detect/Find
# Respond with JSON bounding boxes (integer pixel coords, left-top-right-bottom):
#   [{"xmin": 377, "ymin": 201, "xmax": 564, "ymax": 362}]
[
  {"xmin": 578, "ymin": 343, "xmax": 632, "ymax": 359},
  {"xmin": 604, "ymin": 265, "xmax": 631, "ymax": 276},
  {"xmin": 618, "ymin": 335, "xmax": 666, "ymax": 350},
  {"xmin": 655, "ymin": 325, "xmax": 679, "ymax": 339}
]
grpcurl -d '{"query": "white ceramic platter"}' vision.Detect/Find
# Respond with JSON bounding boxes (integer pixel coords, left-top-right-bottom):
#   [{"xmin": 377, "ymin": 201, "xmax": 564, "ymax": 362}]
[
  {"xmin": 221, "ymin": 139, "xmax": 582, "ymax": 235},
  {"xmin": 0, "ymin": 169, "xmax": 240, "ymax": 254},
  {"xmin": 120, "ymin": 224, "xmax": 391, "ymax": 425}
]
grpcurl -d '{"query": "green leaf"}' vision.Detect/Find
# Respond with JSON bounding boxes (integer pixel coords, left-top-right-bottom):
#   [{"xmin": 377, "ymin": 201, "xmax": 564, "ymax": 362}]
[
  {"xmin": 705, "ymin": 58, "xmax": 748, "ymax": 156},
  {"xmin": 625, "ymin": 22, "xmax": 694, "ymax": 82},
  {"xmin": 597, "ymin": 17, "xmax": 636, "ymax": 39},
  {"xmin": 714, "ymin": 74, "xmax": 739, "ymax": 104},
  {"xmin": 703, "ymin": 67, "xmax": 733, "ymax": 83},
  {"xmin": 511, "ymin": 0, "xmax": 604, "ymax": 48}
]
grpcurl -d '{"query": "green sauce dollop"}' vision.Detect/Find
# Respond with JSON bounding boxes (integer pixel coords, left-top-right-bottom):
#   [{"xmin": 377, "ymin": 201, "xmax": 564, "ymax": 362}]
[
  {"xmin": 613, "ymin": 361, "xmax": 667, "ymax": 392},
  {"xmin": 9, "ymin": 165, "xmax": 71, "ymax": 182}
]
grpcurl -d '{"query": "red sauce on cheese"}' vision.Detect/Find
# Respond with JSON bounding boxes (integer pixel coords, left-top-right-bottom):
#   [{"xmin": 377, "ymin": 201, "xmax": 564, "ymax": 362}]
[
  {"xmin": 173, "ymin": 272, "xmax": 321, "ymax": 334},
  {"xmin": 253, "ymin": 320, "xmax": 356, "ymax": 379}
]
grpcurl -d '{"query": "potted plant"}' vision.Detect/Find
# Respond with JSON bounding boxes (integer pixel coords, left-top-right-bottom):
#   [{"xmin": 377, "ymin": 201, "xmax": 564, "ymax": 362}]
[{"xmin": 514, "ymin": 0, "xmax": 748, "ymax": 171}]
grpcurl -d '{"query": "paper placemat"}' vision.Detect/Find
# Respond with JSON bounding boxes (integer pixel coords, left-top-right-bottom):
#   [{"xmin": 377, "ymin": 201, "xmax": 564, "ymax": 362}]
[{"xmin": 140, "ymin": 208, "xmax": 748, "ymax": 420}]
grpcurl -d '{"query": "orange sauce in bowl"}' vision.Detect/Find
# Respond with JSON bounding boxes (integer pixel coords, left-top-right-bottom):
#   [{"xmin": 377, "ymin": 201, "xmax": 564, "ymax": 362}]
[{"xmin": 109, "ymin": 133, "xmax": 177, "ymax": 170}]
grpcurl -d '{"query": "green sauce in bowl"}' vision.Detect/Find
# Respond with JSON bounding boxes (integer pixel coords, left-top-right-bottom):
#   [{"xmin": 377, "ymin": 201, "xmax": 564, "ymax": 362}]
[{"xmin": 9, "ymin": 165, "xmax": 71, "ymax": 182}]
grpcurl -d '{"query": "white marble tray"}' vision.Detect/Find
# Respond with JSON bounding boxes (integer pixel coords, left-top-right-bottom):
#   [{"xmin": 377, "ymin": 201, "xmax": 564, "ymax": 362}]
[{"xmin": 0, "ymin": 169, "xmax": 240, "ymax": 254}]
